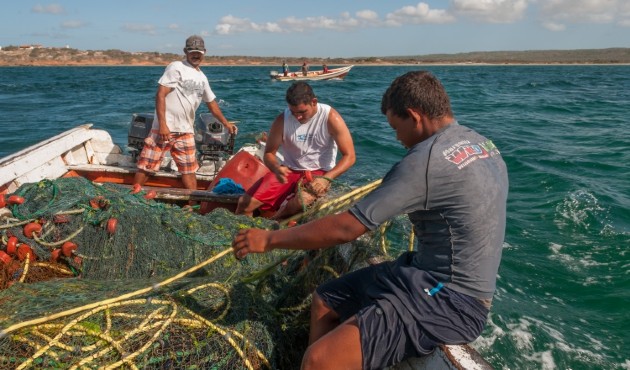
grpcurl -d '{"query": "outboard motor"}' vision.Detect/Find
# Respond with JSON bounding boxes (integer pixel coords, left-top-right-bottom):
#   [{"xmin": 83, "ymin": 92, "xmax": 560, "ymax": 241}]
[
  {"xmin": 128, "ymin": 113, "xmax": 155, "ymax": 159},
  {"xmin": 195, "ymin": 113, "xmax": 235, "ymax": 163}
]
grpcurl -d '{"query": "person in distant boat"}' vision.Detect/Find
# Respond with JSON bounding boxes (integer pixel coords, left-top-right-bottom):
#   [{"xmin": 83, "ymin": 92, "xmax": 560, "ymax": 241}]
[
  {"xmin": 282, "ymin": 61, "xmax": 289, "ymax": 77},
  {"xmin": 235, "ymin": 81, "xmax": 355, "ymax": 219},
  {"xmin": 322, "ymin": 64, "xmax": 329, "ymax": 73},
  {"xmin": 133, "ymin": 35, "xmax": 236, "ymax": 191},
  {"xmin": 301, "ymin": 61, "xmax": 309, "ymax": 76},
  {"xmin": 232, "ymin": 71, "xmax": 508, "ymax": 370}
]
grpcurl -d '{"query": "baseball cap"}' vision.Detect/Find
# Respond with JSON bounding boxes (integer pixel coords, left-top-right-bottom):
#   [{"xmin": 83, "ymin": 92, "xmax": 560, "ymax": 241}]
[{"xmin": 185, "ymin": 35, "xmax": 206, "ymax": 53}]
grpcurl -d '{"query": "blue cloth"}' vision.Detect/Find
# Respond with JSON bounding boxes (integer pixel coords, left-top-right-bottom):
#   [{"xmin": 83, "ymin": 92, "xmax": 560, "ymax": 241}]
[{"xmin": 212, "ymin": 177, "xmax": 245, "ymax": 194}]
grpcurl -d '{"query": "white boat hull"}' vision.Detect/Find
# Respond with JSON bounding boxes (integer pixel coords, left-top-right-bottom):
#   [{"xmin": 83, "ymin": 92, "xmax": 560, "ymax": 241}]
[{"xmin": 270, "ymin": 65, "xmax": 353, "ymax": 81}]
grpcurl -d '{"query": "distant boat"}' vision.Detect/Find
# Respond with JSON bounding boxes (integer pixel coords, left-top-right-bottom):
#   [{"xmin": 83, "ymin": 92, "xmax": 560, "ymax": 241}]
[{"xmin": 270, "ymin": 65, "xmax": 353, "ymax": 81}]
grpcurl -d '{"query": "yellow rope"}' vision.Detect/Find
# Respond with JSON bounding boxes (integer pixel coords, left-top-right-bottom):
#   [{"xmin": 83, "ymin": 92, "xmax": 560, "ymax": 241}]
[
  {"xmin": 102, "ymin": 301, "xmax": 176, "ymax": 370},
  {"xmin": 281, "ymin": 178, "xmax": 382, "ymax": 226},
  {"xmin": 184, "ymin": 282, "xmax": 232, "ymax": 321},
  {"xmin": 33, "ymin": 225, "xmax": 84, "ymax": 247},
  {"xmin": 33, "ymin": 261, "xmax": 74, "ymax": 275},
  {"xmin": 0, "ymin": 247, "xmax": 232, "ymax": 337},
  {"xmin": 183, "ymin": 306, "xmax": 271, "ymax": 370},
  {"xmin": 408, "ymin": 229, "xmax": 415, "ymax": 252},
  {"xmin": 0, "ymin": 218, "xmax": 33, "ymax": 229},
  {"xmin": 18, "ymin": 254, "xmax": 31, "ymax": 283}
]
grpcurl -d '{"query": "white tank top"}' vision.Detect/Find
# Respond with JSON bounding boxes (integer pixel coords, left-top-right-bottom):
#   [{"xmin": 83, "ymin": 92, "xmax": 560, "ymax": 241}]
[{"xmin": 281, "ymin": 103, "xmax": 337, "ymax": 171}]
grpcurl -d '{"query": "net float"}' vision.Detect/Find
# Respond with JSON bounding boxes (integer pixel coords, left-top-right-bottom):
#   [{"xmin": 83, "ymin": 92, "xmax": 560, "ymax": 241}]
[
  {"xmin": 53, "ymin": 214, "xmax": 71, "ymax": 223},
  {"xmin": 131, "ymin": 183, "xmax": 142, "ymax": 194},
  {"xmin": 7, "ymin": 195, "xmax": 25, "ymax": 205},
  {"xmin": 23, "ymin": 222, "xmax": 43, "ymax": 238},
  {"xmin": 50, "ymin": 248, "xmax": 62, "ymax": 262},
  {"xmin": 17, "ymin": 244, "xmax": 36, "ymax": 261},
  {"xmin": 106, "ymin": 218, "xmax": 118, "ymax": 234},
  {"xmin": 0, "ymin": 194, "xmax": 5, "ymax": 208},
  {"xmin": 144, "ymin": 190, "xmax": 157, "ymax": 199},
  {"xmin": 61, "ymin": 241, "xmax": 78, "ymax": 257},
  {"xmin": 6, "ymin": 236, "xmax": 18, "ymax": 255},
  {"xmin": 0, "ymin": 251, "xmax": 11, "ymax": 265},
  {"xmin": 89, "ymin": 196, "xmax": 110, "ymax": 210}
]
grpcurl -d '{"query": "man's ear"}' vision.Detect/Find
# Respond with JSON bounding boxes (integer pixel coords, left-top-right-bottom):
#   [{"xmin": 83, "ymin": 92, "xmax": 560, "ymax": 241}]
[{"xmin": 407, "ymin": 108, "xmax": 422, "ymax": 126}]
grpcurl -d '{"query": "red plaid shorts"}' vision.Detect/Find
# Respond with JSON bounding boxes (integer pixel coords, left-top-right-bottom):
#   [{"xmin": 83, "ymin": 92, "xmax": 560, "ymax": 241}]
[{"xmin": 136, "ymin": 130, "xmax": 199, "ymax": 174}]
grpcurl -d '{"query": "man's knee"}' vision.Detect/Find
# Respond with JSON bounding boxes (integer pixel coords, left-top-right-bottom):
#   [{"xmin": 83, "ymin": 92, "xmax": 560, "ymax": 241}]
[{"xmin": 301, "ymin": 344, "xmax": 327, "ymax": 370}]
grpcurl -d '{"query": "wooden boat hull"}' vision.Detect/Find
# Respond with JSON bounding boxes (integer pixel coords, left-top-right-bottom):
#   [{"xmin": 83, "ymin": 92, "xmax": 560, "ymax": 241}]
[
  {"xmin": 270, "ymin": 65, "xmax": 353, "ymax": 81},
  {"xmin": 0, "ymin": 124, "xmax": 252, "ymax": 212}
]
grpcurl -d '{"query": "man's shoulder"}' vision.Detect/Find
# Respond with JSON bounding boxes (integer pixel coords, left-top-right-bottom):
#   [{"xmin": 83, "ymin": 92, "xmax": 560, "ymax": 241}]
[{"xmin": 318, "ymin": 102, "xmax": 332, "ymax": 111}]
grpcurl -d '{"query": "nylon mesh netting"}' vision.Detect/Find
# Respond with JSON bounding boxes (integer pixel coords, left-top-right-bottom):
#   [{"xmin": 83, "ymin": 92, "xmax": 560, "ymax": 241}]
[{"xmin": 0, "ymin": 177, "xmax": 411, "ymax": 369}]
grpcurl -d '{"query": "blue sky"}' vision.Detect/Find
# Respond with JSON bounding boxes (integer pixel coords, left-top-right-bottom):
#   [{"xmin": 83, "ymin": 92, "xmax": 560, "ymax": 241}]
[{"xmin": 2, "ymin": 1, "xmax": 629, "ymax": 57}]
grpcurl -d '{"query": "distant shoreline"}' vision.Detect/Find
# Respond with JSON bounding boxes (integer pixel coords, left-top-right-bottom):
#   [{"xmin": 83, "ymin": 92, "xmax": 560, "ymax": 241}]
[
  {"xmin": 2, "ymin": 63, "xmax": 630, "ymax": 68},
  {"xmin": 1, "ymin": 47, "xmax": 629, "ymax": 67}
]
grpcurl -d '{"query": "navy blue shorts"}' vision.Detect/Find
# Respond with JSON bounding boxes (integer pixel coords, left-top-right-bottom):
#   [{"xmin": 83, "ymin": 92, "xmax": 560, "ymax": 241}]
[{"xmin": 316, "ymin": 252, "xmax": 489, "ymax": 370}]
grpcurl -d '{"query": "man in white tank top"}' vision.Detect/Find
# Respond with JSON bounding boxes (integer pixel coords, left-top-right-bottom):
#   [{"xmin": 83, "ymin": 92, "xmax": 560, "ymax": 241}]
[{"xmin": 236, "ymin": 82, "xmax": 355, "ymax": 219}]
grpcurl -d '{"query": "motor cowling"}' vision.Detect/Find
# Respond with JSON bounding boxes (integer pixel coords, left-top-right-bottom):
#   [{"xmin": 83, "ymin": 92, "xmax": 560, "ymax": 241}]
[
  {"xmin": 128, "ymin": 113, "xmax": 154, "ymax": 158},
  {"xmin": 195, "ymin": 113, "xmax": 235, "ymax": 162}
]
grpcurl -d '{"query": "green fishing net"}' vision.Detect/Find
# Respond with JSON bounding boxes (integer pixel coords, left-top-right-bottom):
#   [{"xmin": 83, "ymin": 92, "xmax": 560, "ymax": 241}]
[{"xmin": 0, "ymin": 177, "xmax": 411, "ymax": 369}]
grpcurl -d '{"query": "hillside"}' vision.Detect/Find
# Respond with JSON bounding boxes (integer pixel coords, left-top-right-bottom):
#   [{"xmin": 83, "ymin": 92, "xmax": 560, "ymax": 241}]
[{"xmin": 1, "ymin": 46, "xmax": 629, "ymax": 66}]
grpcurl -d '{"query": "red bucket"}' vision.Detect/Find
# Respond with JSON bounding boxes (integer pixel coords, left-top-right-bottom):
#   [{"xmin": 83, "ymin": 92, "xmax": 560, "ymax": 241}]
[{"xmin": 198, "ymin": 151, "xmax": 270, "ymax": 214}]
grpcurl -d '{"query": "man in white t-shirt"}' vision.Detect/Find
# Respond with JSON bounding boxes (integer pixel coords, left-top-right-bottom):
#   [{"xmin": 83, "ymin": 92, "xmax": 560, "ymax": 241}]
[
  {"xmin": 235, "ymin": 82, "xmax": 355, "ymax": 219},
  {"xmin": 134, "ymin": 35, "xmax": 236, "ymax": 190}
]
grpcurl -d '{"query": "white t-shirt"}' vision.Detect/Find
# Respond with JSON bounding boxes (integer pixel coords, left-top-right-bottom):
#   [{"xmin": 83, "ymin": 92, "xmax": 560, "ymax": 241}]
[
  {"xmin": 281, "ymin": 103, "xmax": 337, "ymax": 171},
  {"xmin": 152, "ymin": 60, "xmax": 216, "ymax": 133}
]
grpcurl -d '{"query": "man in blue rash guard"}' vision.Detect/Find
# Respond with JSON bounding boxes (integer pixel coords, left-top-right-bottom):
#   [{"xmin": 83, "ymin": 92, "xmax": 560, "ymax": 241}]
[{"xmin": 232, "ymin": 70, "xmax": 508, "ymax": 370}]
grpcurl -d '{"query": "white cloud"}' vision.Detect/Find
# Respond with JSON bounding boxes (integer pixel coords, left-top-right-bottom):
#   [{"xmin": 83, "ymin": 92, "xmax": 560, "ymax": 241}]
[
  {"xmin": 450, "ymin": 0, "xmax": 528, "ymax": 23},
  {"xmin": 385, "ymin": 2, "xmax": 456, "ymax": 26},
  {"xmin": 122, "ymin": 24, "xmax": 157, "ymax": 35},
  {"xmin": 168, "ymin": 24, "xmax": 179, "ymax": 30},
  {"xmin": 215, "ymin": 10, "xmax": 383, "ymax": 35},
  {"xmin": 211, "ymin": 1, "xmax": 630, "ymax": 38},
  {"xmin": 31, "ymin": 4, "xmax": 64, "ymax": 14},
  {"xmin": 61, "ymin": 20, "xmax": 87, "ymax": 29},
  {"xmin": 215, "ymin": 15, "xmax": 282, "ymax": 35},
  {"xmin": 539, "ymin": 0, "xmax": 620, "ymax": 23},
  {"xmin": 356, "ymin": 10, "xmax": 379, "ymax": 21},
  {"xmin": 542, "ymin": 21, "xmax": 566, "ymax": 31}
]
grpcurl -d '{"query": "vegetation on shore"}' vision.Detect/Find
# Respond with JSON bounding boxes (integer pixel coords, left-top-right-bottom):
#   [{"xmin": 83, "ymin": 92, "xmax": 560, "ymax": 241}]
[{"xmin": 1, "ymin": 45, "xmax": 629, "ymax": 66}]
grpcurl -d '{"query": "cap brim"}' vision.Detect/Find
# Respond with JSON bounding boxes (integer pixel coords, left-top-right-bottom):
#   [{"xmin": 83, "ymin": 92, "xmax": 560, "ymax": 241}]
[{"xmin": 186, "ymin": 48, "xmax": 205, "ymax": 53}]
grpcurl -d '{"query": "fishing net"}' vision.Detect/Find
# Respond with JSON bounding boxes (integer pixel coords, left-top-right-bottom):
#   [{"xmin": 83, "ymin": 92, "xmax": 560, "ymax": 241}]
[{"xmin": 0, "ymin": 177, "xmax": 411, "ymax": 369}]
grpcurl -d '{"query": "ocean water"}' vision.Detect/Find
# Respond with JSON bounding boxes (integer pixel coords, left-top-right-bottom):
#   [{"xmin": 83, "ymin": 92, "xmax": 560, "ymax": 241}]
[{"xmin": 1, "ymin": 65, "xmax": 629, "ymax": 369}]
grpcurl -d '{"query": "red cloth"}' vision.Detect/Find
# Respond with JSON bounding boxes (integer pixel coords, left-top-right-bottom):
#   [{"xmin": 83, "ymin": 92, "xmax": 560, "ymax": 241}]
[{"xmin": 248, "ymin": 169, "xmax": 325, "ymax": 212}]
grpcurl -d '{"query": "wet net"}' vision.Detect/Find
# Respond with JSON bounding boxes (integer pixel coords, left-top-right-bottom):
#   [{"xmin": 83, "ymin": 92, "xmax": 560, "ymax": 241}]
[{"xmin": 0, "ymin": 177, "xmax": 412, "ymax": 369}]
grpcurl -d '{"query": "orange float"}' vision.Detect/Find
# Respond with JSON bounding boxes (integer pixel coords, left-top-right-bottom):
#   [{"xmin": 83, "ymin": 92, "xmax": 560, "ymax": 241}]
[
  {"xmin": 7, "ymin": 195, "xmax": 25, "ymax": 205},
  {"xmin": 50, "ymin": 248, "xmax": 62, "ymax": 262},
  {"xmin": 23, "ymin": 222, "xmax": 43, "ymax": 238},
  {"xmin": 0, "ymin": 251, "xmax": 11, "ymax": 265},
  {"xmin": 106, "ymin": 218, "xmax": 118, "ymax": 234},
  {"xmin": 6, "ymin": 236, "xmax": 18, "ymax": 255},
  {"xmin": 17, "ymin": 244, "xmax": 36, "ymax": 261},
  {"xmin": 61, "ymin": 241, "xmax": 77, "ymax": 257}
]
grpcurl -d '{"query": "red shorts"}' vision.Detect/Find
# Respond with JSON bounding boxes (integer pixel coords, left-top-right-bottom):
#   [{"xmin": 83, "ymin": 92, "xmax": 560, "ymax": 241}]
[
  {"xmin": 136, "ymin": 130, "xmax": 199, "ymax": 174},
  {"xmin": 248, "ymin": 169, "xmax": 326, "ymax": 212}
]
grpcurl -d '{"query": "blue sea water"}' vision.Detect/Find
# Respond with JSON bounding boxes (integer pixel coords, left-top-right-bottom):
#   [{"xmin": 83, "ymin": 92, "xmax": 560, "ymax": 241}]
[{"xmin": 1, "ymin": 65, "xmax": 629, "ymax": 369}]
